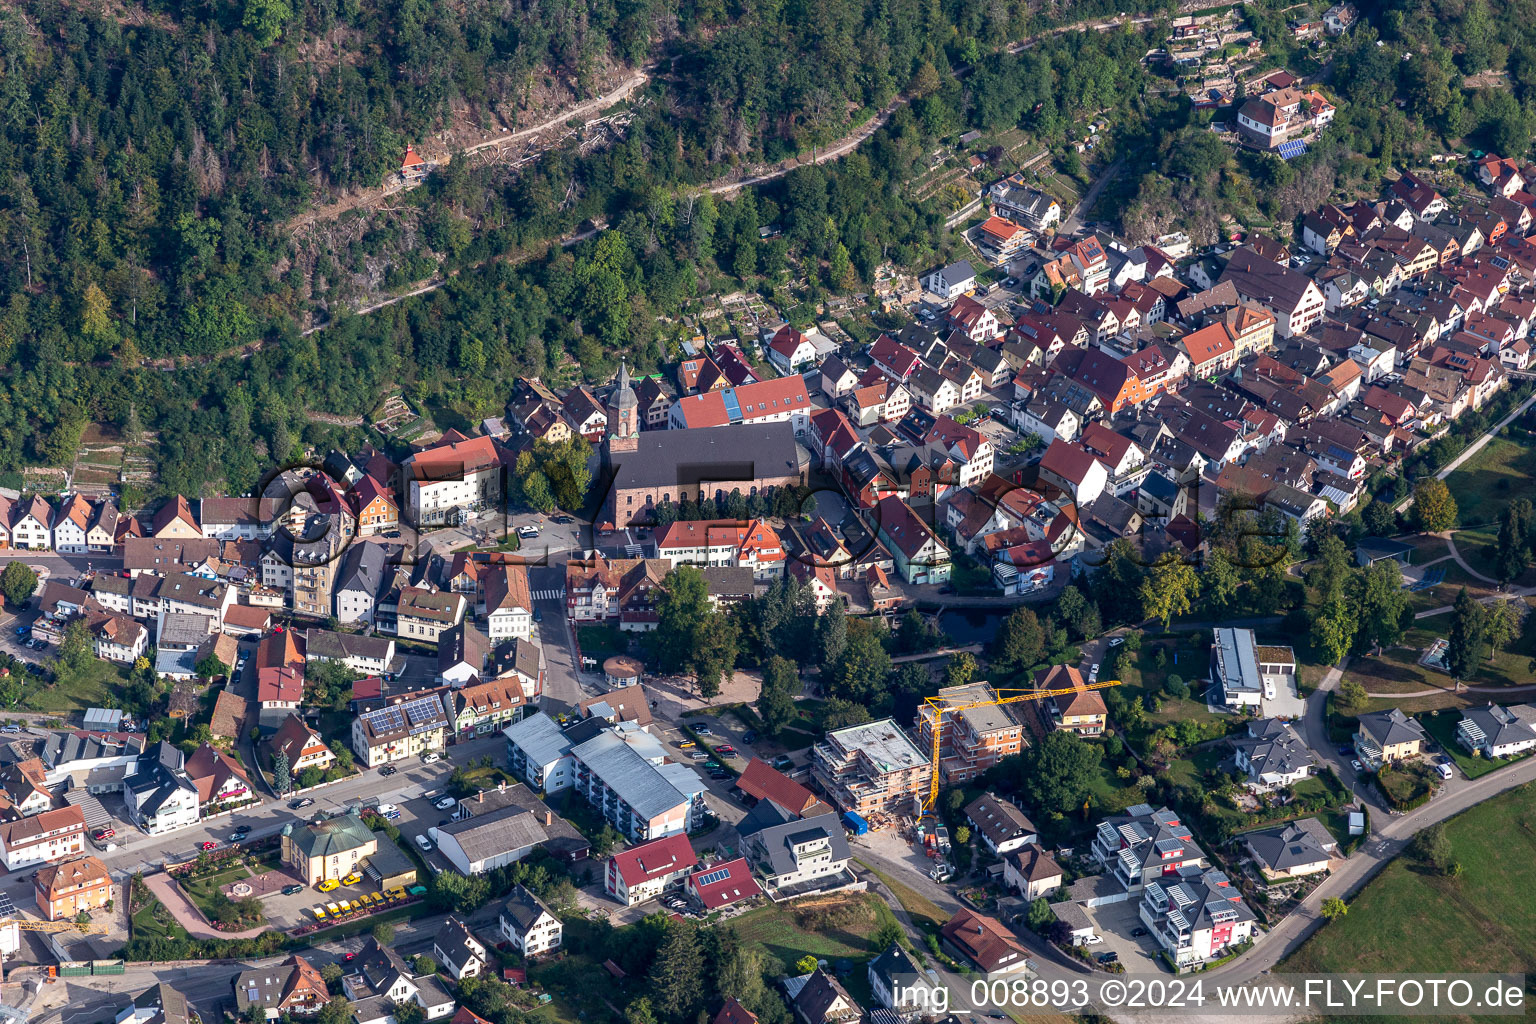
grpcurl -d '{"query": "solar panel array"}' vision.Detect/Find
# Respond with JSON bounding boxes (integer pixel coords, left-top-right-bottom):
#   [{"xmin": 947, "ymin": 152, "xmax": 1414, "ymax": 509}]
[
  {"xmin": 362, "ymin": 695, "xmax": 444, "ymax": 737},
  {"xmin": 695, "ymin": 867, "xmax": 731, "ymax": 887},
  {"xmin": 0, "ymin": 892, "xmax": 16, "ymax": 918}
]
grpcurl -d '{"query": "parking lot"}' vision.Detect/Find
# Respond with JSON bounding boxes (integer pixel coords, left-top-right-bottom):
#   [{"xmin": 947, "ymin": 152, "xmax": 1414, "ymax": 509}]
[{"xmin": 1081, "ymin": 897, "xmax": 1164, "ymax": 970}]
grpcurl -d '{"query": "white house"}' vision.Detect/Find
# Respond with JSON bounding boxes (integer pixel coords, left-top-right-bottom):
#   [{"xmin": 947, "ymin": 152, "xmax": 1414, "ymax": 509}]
[
  {"xmin": 1002, "ymin": 843, "xmax": 1065, "ymax": 900},
  {"xmin": 766, "ymin": 326, "xmax": 819, "ymax": 375},
  {"xmin": 498, "ymin": 885, "xmax": 563, "ymax": 958},
  {"xmin": 122, "ymin": 743, "xmax": 200, "ymax": 835},
  {"xmin": 867, "ymin": 944, "xmax": 943, "ymax": 1018},
  {"xmin": 483, "ymin": 566, "xmax": 534, "ymax": 642},
  {"xmin": 11, "ymin": 497, "xmax": 52, "ymax": 550},
  {"xmin": 924, "ymin": 260, "xmax": 976, "ymax": 300},
  {"xmin": 604, "ymin": 834, "xmax": 697, "ymax": 906},
  {"xmin": 1456, "ymin": 703, "xmax": 1536, "ymax": 759},
  {"xmin": 431, "ymin": 917, "xmax": 488, "ymax": 981}
]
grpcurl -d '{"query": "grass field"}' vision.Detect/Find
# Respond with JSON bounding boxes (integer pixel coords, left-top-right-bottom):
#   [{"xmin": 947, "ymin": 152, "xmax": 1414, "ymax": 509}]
[
  {"xmin": 18, "ymin": 659, "xmax": 121, "ymax": 715},
  {"xmin": 1443, "ymin": 436, "xmax": 1536, "ymax": 528},
  {"xmin": 1282, "ymin": 782, "xmax": 1536, "ymax": 997},
  {"xmin": 731, "ymin": 891, "xmax": 902, "ymax": 1005}
]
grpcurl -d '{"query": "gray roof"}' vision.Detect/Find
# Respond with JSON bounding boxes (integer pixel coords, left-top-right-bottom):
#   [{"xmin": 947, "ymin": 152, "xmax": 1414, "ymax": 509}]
[
  {"xmin": 304, "ymin": 628, "xmax": 392, "ymax": 662},
  {"xmin": 435, "ymin": 805, "xmax": 550, "ymax": 863},
  {"xmin": 748, "ymin": 811, "xmax": 850, "ymax": 875},
  {"xmin": 933, "ymin": 260, "xmax": 976, "ymax": 286},
  {"xmin": 1458, "ymin": 703, "xmax": 1536, "ymax": 750},
  {"xmin": 1357, "ymin": 708, "xmax": 1427, "ymax": 747},
  {"xmin": 129, "ymin": 984, "xmax": 191, "ymax": 1024},
  {"xmin": 504, "ymin": 712, "xmax": 573, "ymax": 766},
  {"xmin": 499, "ymin": 884, "xmax": 557, "ymax": 934},
  {"xmin": 965, "ymin": 793, "xmax": 1035, "ymax": 848},
  {"xmin": 1245, "ymin": 819, "xmax": 1334, "ymax": 871},
  {"xmin": 610, "ymin": 423, "xmax": 801, "ymax": 492},
  {"xmin": 1232, "ymin": 718, "xmax": 1314, "ymax": 779},
  {"xmin": 431, "ymin": 917, "xmax": 484, "ymax": 970},
  {"xmin": 570, "ymin": 731, "xmax": 694, "ymax": 821},
  {"xmin": 158, "ymin": 612, "xmax": 214, "ymax": 647},
  {"xmin": 354, "ymin": 938, "xmax": 411, "ymax": 994},
  {"xmin": 1212, "ymin": 626, "xmax": 1262, "ymax": 695},
  {"xmin": 337, "ymin": 542, "xmax": 387, "ymax": 598}
]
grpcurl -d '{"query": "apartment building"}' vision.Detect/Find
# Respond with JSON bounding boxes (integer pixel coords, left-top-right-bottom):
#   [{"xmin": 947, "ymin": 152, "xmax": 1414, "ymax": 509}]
[
  {"xmin": 916, "ymin": 683, "xmax": 1024, "ymax": 785},
  {"xmin": 1091, "ymin": 804, "xmax": 1206, "ymax": 894},
  {"xmin": 811, "ymin": 719, "xmax": 930, "ymax": 816}
]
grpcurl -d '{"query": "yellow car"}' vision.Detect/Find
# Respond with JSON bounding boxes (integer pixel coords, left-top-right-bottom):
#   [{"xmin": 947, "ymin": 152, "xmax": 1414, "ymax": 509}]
[
  {"xmin": 678, "ymin": 741, "xmax": 696, "ymax": 749},
  {"xmin": 317, "ymin": 879, "xmax": 340, "ymax": 893},
  {"xmin": 341, "ymin": 872, "xmax": 362, "ymax": 886}
]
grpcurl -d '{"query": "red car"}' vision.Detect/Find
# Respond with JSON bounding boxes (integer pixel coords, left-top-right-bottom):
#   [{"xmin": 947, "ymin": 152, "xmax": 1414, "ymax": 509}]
[
  {"xmin": 92, "ymin": 827, "xmax": 114, "ymax": 841},
  {"xmin": 200, "ymin": 841, "xmax": 218, "ymax": 851},
  {"xmin": 345, "ymin": 953, "xmax": 356, "ymax": 961}
]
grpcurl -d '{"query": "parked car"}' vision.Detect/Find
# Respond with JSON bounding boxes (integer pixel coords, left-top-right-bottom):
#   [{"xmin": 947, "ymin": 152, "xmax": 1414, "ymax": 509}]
[
  {"xmin": 1130, "ymin": 926, "xmax": 1148, "ymax": 937},
  {"xmin": 200, "ymin": 841, "xmax": 218, "ymax": 851},
  {"xmin": 282, "ymin": 884, "xmax": 304, "ymax": 896},
  {"xmin": 1095, "ymin": 952, "xmax": 1118, "ymax": 964},
  {"xmin": 1437, "ymin": 762, "xmax": 1454, "ymax": 779},
  {"xmin": 12, "ymin": 626, "xmax": 26, "ymax": 637},
  {"xmin": 341, "ymin": 872, "xmax": 362, "ymax": 886},
  {"xmin": 434, "ymin": 796, "xmax": 457, "ymax": 810},
  {"xmin": 715, "ymin": 745, "xmax": 736, "ymax": 756},
  {"xmin": 421, "ymin": 752, "xmax": 440, "ymax": 764},
  {"xmin": 693, "ymin": 725, "xmax": 713, "ymax": 736},
  {"xmin": 517, "ymin": 525, "xmax": 540, "ymax": 539},
  {"xmin": 689, "ymin": 751, "xmax": 710, "ymax": 761},
  {"xmin": 742, "ymin": 731, "xmax": 758, "ymax": 743},
  {"xmin": 290, "ymin": 798, "xmax": 315, "ymax": 810},
  {"xmin": 1351, "ymin": 759, "xmax": 1363, "ymax": 773},
  {"xmin": 317, "ymin": 879, "xmax": 340, "ymax": 893},
  {"xmin": 379, "ymin": 764, "xmax": 398, "ymax": 776},
  {"xmin": 533, "ymin": 608, "xmax": 543, "ymax": 623},
  {"xmin": 677, "ymin": 741, "xmax": 696, "ymax": 749},
  {"xmin": 376, "ymin": 803, "xmax": 398, "ymax": 815},
  {"xmin": 1088, "ymin": 663, "xmax": 1100, "ymax": 683},
  {"xmin": 232, "ymin": 825, "xmax": 251, "ymax": 839},
  {"xmin": 1108, "ymin": 637, "xmax": 1124, "ymax": 647},
  {"xmin": 1085, "ymin": 935, "xmax": 1105, "ymax": 945},
  {"xmin": 414, "ymin": 834, "xmax": 434, "ymax": 852},
  {"xmin": 92, "ymin": 827, "xmax": 114, "ymax": 841}
]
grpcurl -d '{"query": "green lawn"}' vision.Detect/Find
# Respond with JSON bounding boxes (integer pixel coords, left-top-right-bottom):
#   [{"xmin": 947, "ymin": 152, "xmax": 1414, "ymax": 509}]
[
  {"xmin": 1282, "ymin": 783, "xmax": 1536, "ymax": 989},
  {"xmin": 131, "ymin": 900, "xmax": 193, "ymax": 944},
  {"xmin": 1443, "ymin": 435, "xmax": 1536, "ymax": 528},
  {"xmin": 731, "ymin": 890, "xmax": 901, "ymax": 1003},
  {"xmin": 19, "ymin": 659, "xmax": 121, "ymax": 715},
  {"xmin": 179, "ymin": 864, "xmax": 252, "ymax": 909}
]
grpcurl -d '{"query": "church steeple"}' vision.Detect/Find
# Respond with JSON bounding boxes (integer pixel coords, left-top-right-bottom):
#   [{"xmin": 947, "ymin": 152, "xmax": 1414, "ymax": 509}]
[{"xmin": 606, "ymin": 359, "xmax": 639, "ymax": 453}]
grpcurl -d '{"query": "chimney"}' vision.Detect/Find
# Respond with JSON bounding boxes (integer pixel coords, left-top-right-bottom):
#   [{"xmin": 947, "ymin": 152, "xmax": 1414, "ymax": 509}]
[
  {"xmin": 545, "ymin": 810, "xmax": 553, "ymax": 827},
  {"xmin": 498, "ymin": 780, "xmax": 506, "ymax": 794},
  {"xmin": 478, "ymin": 790, "xmax": 485, "ymax": 804}
]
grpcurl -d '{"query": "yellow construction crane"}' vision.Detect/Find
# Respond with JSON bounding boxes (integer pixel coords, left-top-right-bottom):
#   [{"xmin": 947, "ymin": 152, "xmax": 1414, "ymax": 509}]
[
  {"xmin": 919, "ymin": 680, "xmax": 1123, "ymax": 812},
  {"xmin": 7, "ymin": 918, "xmax": 107, "ymax": 935}
]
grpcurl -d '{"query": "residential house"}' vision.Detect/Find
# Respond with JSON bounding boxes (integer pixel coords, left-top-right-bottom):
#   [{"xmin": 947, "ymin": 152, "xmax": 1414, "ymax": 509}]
[
  {"xmin": 233, "ymin": 956, "xmax": 331, "ymax": 1019},
  {"xmin": 1003, "ymin": 843, "xmax": 1065, "ymax": 900},
  {"xmin": 1035, "ymin": 664, "xmax": 1107, "ymax": 736},
  {"xmin": 34, "ymin": 854, "xmax": 112, "ymax": 921},
  {"xmin": 1138, "ymin": 868, "xmax": 1256, "ymax": 967},
  {"xmin": 264, "ymin": 713, "xmax": 335, "ymax": 778},
  {"xmin": 873, "ymin": 497, "xmax": 951, "ymax": 585},
  {"xmin": 1354, "ymin": 708, "xmax": 1427, "ymax": 769},
  {"xmin": 742, "ymin": 811, "xmax": 855, "ymax": 900},
  {"xmin": 1092, "ymin": 804, "xmax": 1206, "ymax": 893},
  {"xmin": 394, "ymin": 588, "xmax": 467, "ymax": 644},
  {"xmin": 939, "ymin": 908, "xmax": 1030, "ymax": 974},
  {"xmin": 1244, "ymin": 819, "xmax": 1337, "ymax": 880},
  {"xmin": 782, "ymin": 970, "xmax": 861, "ymax": 1024},
  {"xmin": 122, "ymin": 743, "xmax": 199, "ymax": 835},
  {"xmin": 767, "ymin": 326, "xmax": 819, "ymax": 375},
  {"xmin": 342, "ymin": 939, "xmax": 455, "ymax": 1024},
  {"xmin": 0, "ymin": 804, "xmax": 86, "ymax": 870},
  {"xmin": 604, "ymin": 833, "xmax": 697, "ymax": 906},
  {"xmin": 1220, "ymin": 250, "xmax": 1327, "ymax": 337},
  {"xmin": 432, "ymin": 917, "xmax": 488, "ymax": 981},
  {"xmin": 432, "ymin": 798, "xmax": 586, "ymax": 875},
  {"xmin": 1038, "ymin": 440, "xmax": 1109, "ymax": 505},
  {"xmin": 685, "ymin": 857, "xmax": 762, "ymax": 910},
  {"xmin": 1231, "ymin": 718, "xmax": 1314, "ymax": 791},
  {"xmin": 152, "ymin": 496, "xmax": 203, "ymax": 539},
  {"xmin": 185, "ymin": 743, "xmax": 256, "ymax": 812},
  {"xmin": 352, "ymin": 693, "xmax": 450, "ymax": 767},
  {"xmin": 1456, "ymin": 703, "xmax": 1536, "ymax": 759},
  {"xmin": 964, "ymin": 794, "xmax": 1037, "ymax": 856},
  {"xmin": 925, "ymin": 261, "xmax": 976, "ymax": 300},
  {"xmin": 498, "ymin": 885, "xmax": 563, "ymax": 958},
  {"xmin": 868, "ymin": 943, "xmax": 943, "ymax": 1018}
]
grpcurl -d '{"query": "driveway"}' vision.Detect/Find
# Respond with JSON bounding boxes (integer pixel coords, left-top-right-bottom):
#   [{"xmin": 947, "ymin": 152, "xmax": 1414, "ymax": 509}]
[{"xmin": 1081, "ymin": 897, "xmax": 1161, "ymax": 970}]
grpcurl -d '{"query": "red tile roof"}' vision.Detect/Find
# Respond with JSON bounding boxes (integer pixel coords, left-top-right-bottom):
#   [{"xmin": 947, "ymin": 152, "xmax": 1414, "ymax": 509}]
[
  {"xmin": 609, "ymin": 834, "xmax": 698, "ymax": 887},
  {"xmin": 736, "ymin": 758, "xmax": 832, "ymax": 817},
  {"xmin": 687, "ymin": 858, "xmax": 762, "ymax": 909}
]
